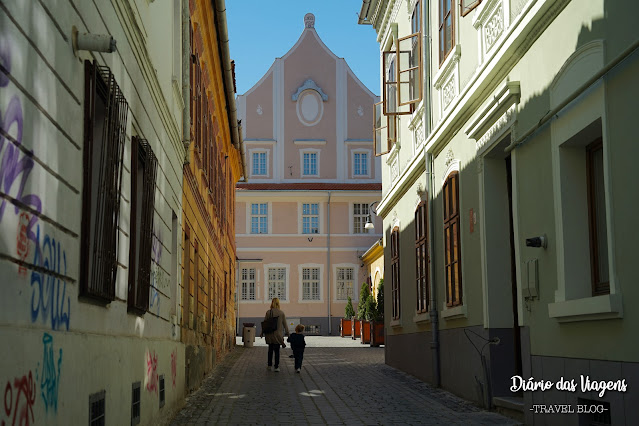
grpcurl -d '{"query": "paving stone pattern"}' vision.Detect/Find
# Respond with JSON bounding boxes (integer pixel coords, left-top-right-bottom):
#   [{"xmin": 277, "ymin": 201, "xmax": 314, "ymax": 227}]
[{"xmin": 171, "ymin": 337, "xmax": 519, "ymax": 425}]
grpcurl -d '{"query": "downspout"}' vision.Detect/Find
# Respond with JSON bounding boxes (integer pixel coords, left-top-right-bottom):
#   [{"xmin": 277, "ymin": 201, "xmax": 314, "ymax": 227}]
[
  {"xmin": 424, "ymin": 0, "xmax": 440, "ymax": 389},
  {"xmin": 182, "ymin": 0, "xmax": 191, "ymax": 163},
  {"xmin": 213, "ymin": 0, "xmax": 240, "ymax": 150},
  {"xmin": 326, "ymin": 191, "xmax": 332, "ymax": 334}
]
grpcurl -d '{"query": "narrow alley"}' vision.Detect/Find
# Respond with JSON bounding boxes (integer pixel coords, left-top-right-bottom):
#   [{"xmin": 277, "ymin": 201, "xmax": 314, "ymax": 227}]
[{"xmin": 171, "ymin": 338, "xmax": 517, "ymax": 425}]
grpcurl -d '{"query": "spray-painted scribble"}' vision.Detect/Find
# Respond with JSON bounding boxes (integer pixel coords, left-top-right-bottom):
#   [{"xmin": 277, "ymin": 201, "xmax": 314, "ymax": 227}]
[
  {"xmin": 2, "ymin": 372, "xmax": 36, "ymax": 426},
  {"xmin": 40, "ymin": 333, "xmax": 62, "ymax": 413},
  {"xmin": 30, "ymin": 225, "xmax": 71, "ymax": 331},
  {"xmin": 16, "ymin": 212, "xmax": 30, "ymax": 276},
  {"xmin": 145, "ymin": 350, "xmax": 158, "ymax": 394},
  {"xmin": 150, "ymin": 229, "xmax": 169, "ymax": 315},
  {"xmin": 170, "ymin": 349, "xmax": 177, "ymax": 388},
  {"xmin": 0, "ymin": 82, "xmax": 42, "ymax": 243}
]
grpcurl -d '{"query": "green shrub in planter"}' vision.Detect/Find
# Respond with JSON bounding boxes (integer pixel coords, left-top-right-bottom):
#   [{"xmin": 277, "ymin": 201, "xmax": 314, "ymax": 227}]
[
  {"xmin": 357, "ymin": 282, "xmax": 371, "ymax": 320},
  {"xmin": 345, "ymin": 296, "xmax": 355, "ymax": 319}
]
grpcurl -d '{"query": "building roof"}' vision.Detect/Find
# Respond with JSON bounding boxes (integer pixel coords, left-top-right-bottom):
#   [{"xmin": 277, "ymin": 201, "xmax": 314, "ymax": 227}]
[{"xmin": 236, "ymin": 183, "xmax": 382, "ymax": 191}]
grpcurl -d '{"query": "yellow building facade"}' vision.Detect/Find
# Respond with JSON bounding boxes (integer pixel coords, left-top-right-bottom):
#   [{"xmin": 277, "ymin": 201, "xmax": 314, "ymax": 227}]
[{"xmin": 181, "ymin": 0, "xmax": 244, "ymax": 391}]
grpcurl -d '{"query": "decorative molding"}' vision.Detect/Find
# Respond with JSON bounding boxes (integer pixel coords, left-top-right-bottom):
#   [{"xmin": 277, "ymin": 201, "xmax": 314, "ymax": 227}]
[
  {"xmin": 294, "ymin": 139, "xmax": 326, "ymax": 145},
  {"xmin": 476, "ymin": 104, "xmax": 516, "ymax": 154},
  {"xmin": 304, "ymin": 13, "xmax": 315, "ymax": 28},
  {"xmin": 291, "ymin": 79, "xmax": 328, "ymax": 101},
  {"xmin": 473, "ymin": 0, "xmax": 509, "ymax": 61},
  {"xmin": 357, "ymin": 105, "xmax": 364, "ymax": 116},
  {"xmin": 434, "ymin": 45, "xmax": 461, "ymax": 115},
  {"xmin": 256, "ymin": 104, "xmax": 263, "ymax": 115},
  {"xmin": 445, "ymin": 148, "xmax": 455, "ymax": 167}
]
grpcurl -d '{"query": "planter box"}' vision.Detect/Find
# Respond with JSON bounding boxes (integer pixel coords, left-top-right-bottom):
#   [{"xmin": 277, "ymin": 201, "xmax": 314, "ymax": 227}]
[
  {"xmin": 351, "ymin": 319, "xmax": 361, "ymax": 339},
  {"xmin": 360, "ymin": 321, "xmax": 371, "ymax": 344},
  {"xmin": 340, "ymin": 318, "xmax": 352, "ymax": 337},
  {"xmin": 370, "ymin": 321, "xmax": 384, "ymax": 347}
]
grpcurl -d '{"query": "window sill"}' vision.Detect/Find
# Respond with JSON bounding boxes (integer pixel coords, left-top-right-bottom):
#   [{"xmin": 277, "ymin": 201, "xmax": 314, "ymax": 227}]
[
  {"xmin": 548, "ymin": 293, "xmax": 623, "ymax": 323},
  {"xmin": 441, "ymin": 304, "xmax": 467, "ymax": 320},
  {"xmin": 413, "ymin": 311, "xmax": 430, "ymax": 324},
  {"xmin": 389, "ymin": 319, "xmax": 402, "ymax": 328}
]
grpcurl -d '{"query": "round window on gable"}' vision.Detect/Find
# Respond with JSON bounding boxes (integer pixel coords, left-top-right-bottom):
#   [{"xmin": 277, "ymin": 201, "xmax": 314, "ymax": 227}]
[{"xmin": 296, "ymin": 89, "xmax": 324, "ymax": 126}]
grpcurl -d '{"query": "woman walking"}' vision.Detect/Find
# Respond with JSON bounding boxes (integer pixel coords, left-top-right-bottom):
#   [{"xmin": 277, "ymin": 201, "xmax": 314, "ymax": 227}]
[{"xmin": 261, "ymin": 298, "xmax": 289, "ymax": 372}]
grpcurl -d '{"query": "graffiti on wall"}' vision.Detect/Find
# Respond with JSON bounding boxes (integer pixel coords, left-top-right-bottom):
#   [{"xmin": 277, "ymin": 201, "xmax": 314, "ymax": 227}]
[
  {"xmin": 38, "ymin": 333, "xmax": 62, "ymax": 413},
  {"xmin": 0, "ymin": 39, "xmax": 43, "ymax": 253},
  {"xmin": 149, "ymin": 229, "xmax": 169, "ymax": 315},
  {"xmin": 2, "ymin": 371, "xmax": 36, "ymax": 426},
  {"xmin": 145, "ymin": 350, "xmax": 158, "ymax": 394},
  {"xmin": 30, "ymin": 225, "xmax": 70, "ymax": 331},
  {"xmin": 170, "ymin": 349, "xmax": 177, "ymax": 388},
  {"xmin": 16, "ymin": 212, "xmax": 30, "ymax": 276}
]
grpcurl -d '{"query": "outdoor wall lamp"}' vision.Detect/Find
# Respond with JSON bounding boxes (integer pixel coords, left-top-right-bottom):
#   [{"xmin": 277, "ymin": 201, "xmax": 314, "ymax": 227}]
[
  {"xmin": 364, "ymin": 201, "xmax": 380, "ymax": 231},
  {"xmin": 525, "ymin": 234, "xmax": 547, "ymax": 249},
  {"xmin": 72, "ymin": 26, "xmax": 117, "ymax": 54}
]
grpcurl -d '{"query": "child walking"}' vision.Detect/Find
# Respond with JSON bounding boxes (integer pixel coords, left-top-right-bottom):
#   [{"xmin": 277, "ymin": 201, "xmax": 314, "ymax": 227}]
[{"xmin": 287, "ymin": 324, "xmax": 306, "ymax": 373}]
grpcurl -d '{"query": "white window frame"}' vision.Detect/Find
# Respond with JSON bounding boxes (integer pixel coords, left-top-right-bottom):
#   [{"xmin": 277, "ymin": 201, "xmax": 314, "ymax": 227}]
[
  {"xmin": 299, "ymin": 202, "xmax": 321, "ymax": 234},
  {"xmin": 249, "ymin": 149, "xmax": 269, "ymax": 178},
  {"xmin": 264, "ymin": 264, "xmax": 289, "ymax": 303},
  {"xmin": 351, "ymin": 202, "xmax": 370, "ymax": 235},
  {"xmin": 249, "ymin": 202, "xmax": 269, "ymax": 234},
  {"xmin": 299, "ymin": 148, "xmax": 320, "ymax": 177},
  {"xmin": 352, "ymin": 149, "xmax": 372, "ymax": 178},
  {"xmin": 333, "ymin": 264, "xmax": 358, "ymax": 302},
  {"xmin": 298, "ymin": 264, "xmax": 324, "ymax": 303},
  {"xmin": 240, "ymin": 268, "xmax": 256, "ymax": 301}
]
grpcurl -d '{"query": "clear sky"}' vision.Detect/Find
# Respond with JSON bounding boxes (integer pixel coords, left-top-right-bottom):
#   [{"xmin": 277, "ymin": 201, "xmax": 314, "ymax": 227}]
[{"xmin": 225, "ymin": 1, "xmax": 380, "ymax": 96}]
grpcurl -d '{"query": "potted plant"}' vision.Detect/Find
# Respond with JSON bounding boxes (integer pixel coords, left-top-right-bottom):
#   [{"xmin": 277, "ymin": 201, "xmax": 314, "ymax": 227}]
[
  {"xmin": 360, "ymin": 293, "xmax": 376, "ymax": 344},
  {"xmin": 353, "ymin": 282, "xmax": 370, "ymax": 340},
  {"xmin": 370, "ymin": 279, "xmax": 385, "ymax": 347},
  {"xmin": 340, "ymin": 297, "xmax": 354, "ymax": 337}
]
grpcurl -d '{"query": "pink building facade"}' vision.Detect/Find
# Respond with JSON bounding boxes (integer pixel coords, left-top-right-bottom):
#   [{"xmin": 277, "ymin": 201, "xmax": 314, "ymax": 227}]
[{"xmin": 235, "ymin": 14, "xmax": 382, "ymax": 335}]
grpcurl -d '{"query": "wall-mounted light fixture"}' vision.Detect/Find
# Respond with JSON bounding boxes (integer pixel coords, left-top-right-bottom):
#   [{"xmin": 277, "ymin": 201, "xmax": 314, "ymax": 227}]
[
  {"xmin": 525, "ymin": 234, "xmax": 547, "ymax": 249},
  {"xmin": 72, "ymin": 26, "xmax": 116, "ymax": 55},
  {"xmin": 364, "ymin": 201, "xmax": 380, "ymax": 231}
]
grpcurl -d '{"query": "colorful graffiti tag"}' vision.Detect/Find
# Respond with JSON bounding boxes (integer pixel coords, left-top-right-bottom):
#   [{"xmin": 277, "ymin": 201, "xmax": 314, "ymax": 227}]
[
  {"xmin": 39, "ymin": 333, "xmax": 62, "ymax": 413},
  {"xmin": 30, "ymin": 226, "xmax": 70, "ymax": 331},
  {"xmin": 170, "ymin": 349, "xmax": 177, "ymax": 388},
  {"xmin": 145, "ymin": 351, "xmax": 158, "ymax": 394},
  {"xmin": 2, "ymin": 372, "xmax": 36, "ymax": 426}
]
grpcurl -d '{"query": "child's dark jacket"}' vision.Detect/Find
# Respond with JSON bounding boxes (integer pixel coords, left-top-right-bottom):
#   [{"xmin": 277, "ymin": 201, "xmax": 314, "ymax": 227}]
[{"xmin": 287, "ymin": 333, "xmax": 306, "ymax": 351}]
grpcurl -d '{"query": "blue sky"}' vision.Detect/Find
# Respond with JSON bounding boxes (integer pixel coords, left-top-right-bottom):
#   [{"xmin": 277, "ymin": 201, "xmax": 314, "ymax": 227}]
[{"xmin": 226, "ymin": 1, "xmax": 380, "ymax": 96}]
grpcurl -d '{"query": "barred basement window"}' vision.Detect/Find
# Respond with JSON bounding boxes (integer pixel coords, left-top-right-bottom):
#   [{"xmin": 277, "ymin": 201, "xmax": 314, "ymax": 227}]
[
  {"xmin": 131, "ymin": 382, "xmax": 141, "ymax": 425},
  {"xmin": 305, "ymin": 325, "xmax": 320, "ymax": 334},
  {"xmin": 89, "ymin": 390, "xmax": 106, "ymax": 426},
  {"xmin": 159, "ymin": 375, "xmax": 165, "ymax": 408},
  {"xmin": 128, "ymin": 137, "xmax": 158, "ymax": 314},
  {"xmin": 81, "ymin": 60, "xmax": 129, "ymax": 303}
]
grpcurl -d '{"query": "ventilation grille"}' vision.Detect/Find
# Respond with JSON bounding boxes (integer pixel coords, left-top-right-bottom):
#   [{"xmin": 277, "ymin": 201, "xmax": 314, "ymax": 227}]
[
  {"xmin": 159, "ymin": 375, "xmax": 165, "ymax": 408},
  {"xmin": 131, "ymin": 382, "xmax": 141, "ymax": 425},
  {"xmin": 306, "ymin": 325, "xmax": 321, "ymax": 334}
]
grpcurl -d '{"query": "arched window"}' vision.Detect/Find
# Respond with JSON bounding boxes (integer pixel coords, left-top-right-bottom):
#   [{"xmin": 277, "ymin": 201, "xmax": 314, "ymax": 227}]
[
  {"xmin": 443, "ymin": 171, "xmax": 462, "ymax": 306},
  {"xmin": 390, "ymin": 227, "xmax": 401, "ymax": 320},
  {"xmin": 415, "ymin": 201, "xmax": 428, "ymax": 312}
]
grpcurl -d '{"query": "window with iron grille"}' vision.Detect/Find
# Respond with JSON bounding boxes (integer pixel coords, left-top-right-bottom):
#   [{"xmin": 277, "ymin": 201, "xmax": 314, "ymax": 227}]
[
  {"xmin": 250, "ymin": 203, "xmax": 268, "ymax": 234},
  {"xmin": 131, "ymin": 382, "xmax": 141, "ymax": 425},
  {"xmin": 128, "ymin": 137, "xmax": 158, "ymax": 314},
  {"xmin": 268, "ymin": 268, "xmax": 287, "ymax": 300},
  {"xmin": 305, "ymin": 325, "xmax": 320, "ymax": 334},
  {"xmin": 302, "ymin": 268, "xmax": 320, "ymax": 300},
  {"xmin": 241, "ymin": 268, "xmax": 256, "ymax": 300},
  {"xmin": 81, "ymin": 61, "xmax": 129, "ymax": 303},
  {"xmin": 353, "ymin": 203, "xmax": 370, "ymax": 234},
  {"xmin": 302, "ymin": 203, "xmax": 319, "ymax": 234},
  {"xmin": 415, "ymin": 201, "xmax": 429, "ymax": 313},
  {"xmin": 159, "ymin": 375, "xmax": 165, "ymax": 408},
  {"xmin": 89, "ymin": 390, "xmax": 106, "ymax": 426},
  {"xmin": 391, "ymin": 227, "xmax": 401, "ymax": 320},
  {"xmin": 443, "ymin": 171, "xmax": 462, "ymax": 306},
  {"xmin": 336, "ymin": 267, "xmax": 354, "ymax": 300}
]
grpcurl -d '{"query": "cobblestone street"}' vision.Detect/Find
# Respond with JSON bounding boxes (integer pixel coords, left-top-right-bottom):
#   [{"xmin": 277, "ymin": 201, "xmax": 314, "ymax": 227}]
[{"xmin": 170, "ymin": 337, "xmax": 518, "ymax": 425}]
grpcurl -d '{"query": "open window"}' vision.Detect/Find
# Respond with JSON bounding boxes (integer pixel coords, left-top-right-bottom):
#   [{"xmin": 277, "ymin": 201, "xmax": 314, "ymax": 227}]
[
  {"xmin": 373, "ymin": 101, "xmax": 397, "ymax": 156},
  {"xmin": 398, "ymin": 32, "xmax": 422, "ymax": 107},
  {"xmin": 460, "ymin": 0, "xmax": 482, "ymax": 17}
]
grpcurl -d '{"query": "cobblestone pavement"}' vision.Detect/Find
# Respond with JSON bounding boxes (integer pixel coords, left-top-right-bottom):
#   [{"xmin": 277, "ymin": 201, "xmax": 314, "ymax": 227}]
[{"xmin": 171, "ymin": 337, "xmax": 519, "ymax": 425}]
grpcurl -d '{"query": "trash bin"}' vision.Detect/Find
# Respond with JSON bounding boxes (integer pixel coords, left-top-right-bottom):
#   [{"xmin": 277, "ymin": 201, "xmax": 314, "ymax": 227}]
[{"xmin": 242, "ymin": 323, "xmax": 256, "ymax": 348}]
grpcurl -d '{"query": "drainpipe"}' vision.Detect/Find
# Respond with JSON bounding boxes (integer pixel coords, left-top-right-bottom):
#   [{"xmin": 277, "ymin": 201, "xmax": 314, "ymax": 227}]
[
  {"xmin": 326, "ymin": 191, "xmax": 332, "ymax": 334},
  {"xmin": 182, "ymin": 0, "xmax": 190, "ymax": 163},
  {"xmin": 213, "ymin": 0, "xmax": 240, "ymax": 150},
  {"xmin": 427, "ymin": 152, "xmax": 440, "ymax": 387}
]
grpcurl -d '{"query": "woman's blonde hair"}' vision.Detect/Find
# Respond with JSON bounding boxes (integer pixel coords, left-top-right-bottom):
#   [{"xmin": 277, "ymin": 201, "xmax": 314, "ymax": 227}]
[{"xmin": 270, "ymin": 298, "xmax": 280, "ymax": 309}]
